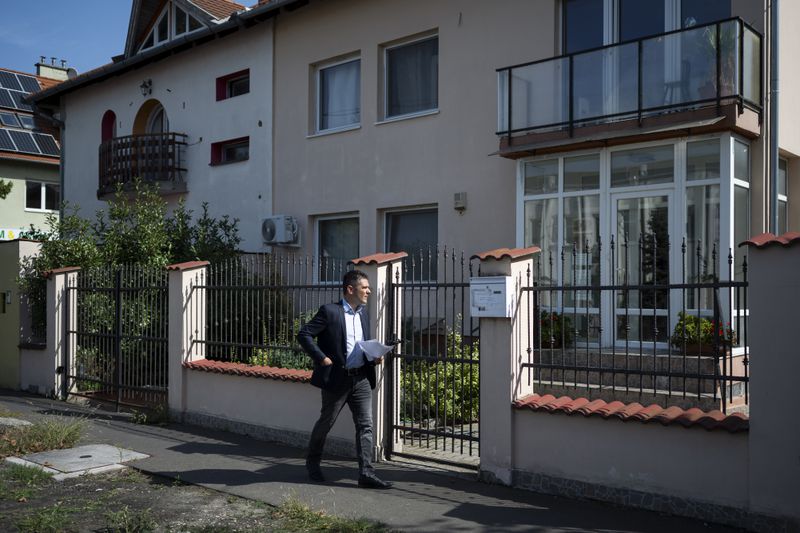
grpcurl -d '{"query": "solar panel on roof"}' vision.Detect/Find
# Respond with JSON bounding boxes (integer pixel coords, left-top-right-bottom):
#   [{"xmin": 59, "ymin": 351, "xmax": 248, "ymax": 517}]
[
  {"xmin": 8, "ymin": 130, "xmax": 39, "ymax": 154},
  {"xmin": 33, "ymin": 133, "xmax": 59, "ymax": 156},
  {"xmin": 0, "ymin": 111, "xmax": 20, "ymax": 127},
  {"xmin": 0, "ymin": 89, "xmax": 13, "ymax": 109},
  {"xmin": 0, "ymin": 129, "xmax": 14, "ymax": 151},
  {"xmin": 9, "ymin": 91, "xmax": 32, "ymax": 112},
  {"xmin": 0, "ymin": 71, "xmax": 22, "ymax": 91},
  {"xmin": 16, "ymin": 74, "xmax": 40, "ymax": 94}
]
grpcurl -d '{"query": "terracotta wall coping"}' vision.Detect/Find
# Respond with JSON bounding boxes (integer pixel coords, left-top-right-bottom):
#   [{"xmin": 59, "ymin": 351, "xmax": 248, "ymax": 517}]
[
  {"xmin": 166, "ymin": 260, "xmax": 210, "ymax": 271},
  {"xmin": 739, "ymin": 232, "xmax": 800, "ymax": 249},
  {"xmin": 471, "ymin": 247, "xmax": 541, "ymax": 261},
  {"xmin": 513, "ymin": 394, "xmax": 748, "ymax": 433},
  {"xmin": 183, "ymin": 359, "xmax": 311, "ymax": 383},
  {"xmin": 350, "ymin": 252, "xmax": 408, "ymax": 266},
  {"xmin": 43, "ymin": 266, "xmax": 81, "ymax": 278}
]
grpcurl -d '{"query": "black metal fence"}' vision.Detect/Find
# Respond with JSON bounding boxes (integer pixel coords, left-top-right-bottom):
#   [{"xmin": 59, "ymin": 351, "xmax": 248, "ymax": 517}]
[
  {"xmin": 388, "ymin": 247, "xmax": 481, "ymax": 467},
  {"xmin": 522, "ymin": 237, "xmax": 748, "ymax": 413},
  {"xmin": 66, "ymin": 264, "xmax": 169, "ymax": 410},
  {"xmin": 191, "ymin": 254, "xmax": 350, "ymax": 368}
]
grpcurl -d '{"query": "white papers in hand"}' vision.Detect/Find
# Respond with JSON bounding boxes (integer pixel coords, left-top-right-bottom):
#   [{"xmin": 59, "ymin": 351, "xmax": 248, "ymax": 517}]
[{"xmin": 357, "ymin": 340, "xmax": 394, "ymax": 361}]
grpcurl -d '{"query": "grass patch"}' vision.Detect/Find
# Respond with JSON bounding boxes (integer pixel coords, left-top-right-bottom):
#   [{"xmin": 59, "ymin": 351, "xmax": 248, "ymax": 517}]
[
  {"xmin": 271, "ymin": 498, "xmax": 390, "ymax": 532},
  {"xmin": 0, "ymin": 416, "xmax": 86, "ymax": 458},
  {"xmin": 104, "ymin": 505, "xmax": 157, "ymax": 533},
  {"xmin": 0, "ymin": 463, "xmax": 53, "ymax": 501},
  {"xmin": 0, "ymin": 406, "xmax": 19, "ymax": 418},
  {"xmin": 16, "ymin": 503, "xmax": 76, "ymax": 533}
]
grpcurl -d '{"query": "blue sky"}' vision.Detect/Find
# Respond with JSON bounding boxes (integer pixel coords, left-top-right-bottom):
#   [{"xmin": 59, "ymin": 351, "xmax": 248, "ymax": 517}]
[{"xmin": 0, "ymin": 1, "xmax": 133, "ymax": 75}]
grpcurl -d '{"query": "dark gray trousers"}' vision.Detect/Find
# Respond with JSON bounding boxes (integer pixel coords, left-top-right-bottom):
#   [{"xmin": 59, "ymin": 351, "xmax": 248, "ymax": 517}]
[{"xmin": 307, "ymin": 374, "xmax": 374, "ymax": 476}]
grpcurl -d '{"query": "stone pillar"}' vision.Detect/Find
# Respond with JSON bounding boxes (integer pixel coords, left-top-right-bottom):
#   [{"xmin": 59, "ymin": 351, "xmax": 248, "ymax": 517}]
[
  {"xmin": 350, "ymin": 252, "xmax": 407, "ymax": 462},
  {"xmin": 45, "ymin": 267, "xmax": 80, "ymax": 399},
  {"xmin": 742, "ymin": 234, "xmax": 800, "ymax": 525},
  {"xmin": 474, "ymin": 247, "xmax": 539, "ymax": 485},
  {"xmin": 167, "ymin": 261, "xmax": 209, "ymax": 417}
]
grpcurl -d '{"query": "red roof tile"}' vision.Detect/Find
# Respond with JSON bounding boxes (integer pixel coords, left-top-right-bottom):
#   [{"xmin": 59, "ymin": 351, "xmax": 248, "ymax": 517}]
[
  {"xmin": 739, "ymin": 232, "xmax": 800, "ymax": 248},
  {"xmin": 166, "ymin": 260, "xmax": 210, "ymax": 271},
  {"xmin": 191, "ymin": 0, "xmax": 245, "ymax": 19},
  {"xmin": 183, "ymin": 359, "xmax": 311, "ymax": 383},
  {"xmin": 350, "ymin": 252, "xmax": 408, "ymax": 266},
  {"xmin": 513, "ymin": 394, "xmax": 749, "ymax": 433},
  {"xmin": 471, "ymin": 247, "xmax": 541, "ymax": 261}
]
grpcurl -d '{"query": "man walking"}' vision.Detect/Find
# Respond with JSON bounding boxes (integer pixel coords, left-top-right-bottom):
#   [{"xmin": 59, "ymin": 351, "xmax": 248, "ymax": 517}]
[{"xmin": 297, "ymin": 270, "xmax": 392, "ymax": 489}]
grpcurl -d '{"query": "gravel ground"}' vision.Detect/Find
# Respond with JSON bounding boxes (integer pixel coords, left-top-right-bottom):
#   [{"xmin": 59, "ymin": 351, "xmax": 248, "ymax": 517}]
[{"xmin": 0, "ymin": 462, "xmax": 281, "ymax": 532}]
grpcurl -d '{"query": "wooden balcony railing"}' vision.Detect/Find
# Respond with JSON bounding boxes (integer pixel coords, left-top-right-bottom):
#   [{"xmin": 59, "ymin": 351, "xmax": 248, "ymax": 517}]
[{"xmin": 98, "ymin": 132, "xmax": 188, "ymax": 196}]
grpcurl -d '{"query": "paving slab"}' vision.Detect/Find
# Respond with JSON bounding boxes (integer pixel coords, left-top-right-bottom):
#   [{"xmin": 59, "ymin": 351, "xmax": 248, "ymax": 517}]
[
  {"xmin": 5, "ymin": 444, "xmax": 149, "ymax": 480},
  {"xmin": 0, "ymin": 416, "xmax": 32, "ymax": 429}
]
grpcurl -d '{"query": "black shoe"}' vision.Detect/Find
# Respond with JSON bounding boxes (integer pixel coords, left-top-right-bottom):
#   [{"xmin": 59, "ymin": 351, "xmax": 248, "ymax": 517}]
[
  {"xmin": 306, "ymin": 461, "xmax": 325, "ymax": 482},
  {"xmin": 358, "ymin": 474, "xmax": 392, "ymax": 489}
]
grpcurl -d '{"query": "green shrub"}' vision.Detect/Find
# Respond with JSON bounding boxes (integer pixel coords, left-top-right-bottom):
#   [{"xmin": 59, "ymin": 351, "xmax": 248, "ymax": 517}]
[{"xmin": 400, "ymin": 327, "xmax": 479, "ymax": 426}]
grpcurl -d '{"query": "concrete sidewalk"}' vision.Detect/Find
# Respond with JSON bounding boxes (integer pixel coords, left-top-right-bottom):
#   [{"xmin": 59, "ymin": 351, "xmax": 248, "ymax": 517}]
[{"xmin": 0, "ymin": 391, "xmax": 740, "ymax": 532}]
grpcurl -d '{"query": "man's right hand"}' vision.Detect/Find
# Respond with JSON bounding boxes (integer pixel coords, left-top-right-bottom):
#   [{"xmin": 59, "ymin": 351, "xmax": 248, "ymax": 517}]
[{"xmin": 321, "ymin": 357, "xmax": 333, "ymax": 366}]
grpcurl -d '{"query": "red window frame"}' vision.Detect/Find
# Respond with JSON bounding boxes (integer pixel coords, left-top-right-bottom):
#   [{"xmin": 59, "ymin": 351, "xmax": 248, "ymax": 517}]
[
  {"xmin": 215, "ymin": 69, "xmax": 250, "ymax": 101},
  {"xmin": 210, "ymin": 137, "xmax": 249, "ymax": 165}
]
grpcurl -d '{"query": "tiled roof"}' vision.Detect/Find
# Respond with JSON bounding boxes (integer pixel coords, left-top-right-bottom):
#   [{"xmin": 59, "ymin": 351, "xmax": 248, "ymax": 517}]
[
  {"xmin": 739, "ymin": 232, "xmax": 800, "ymax": 248},
  {"xmin": 183, "ymin": 359, "xmax": 312, "ymax": 383},
  {"xmin": 191, "ymin": 0, "xmax": 246, "ymax": 19},
  {"xmin": 472, "ymin": 247, "xmax": 541, "ymax": 261},
  {"xmin": 166, "ymin": 260, "xmax": 210, "ymax": 271},
  {"xmin": 350, "ymin": 252, "xmax": 408, "ymax": 266},
  {"xmin": 36, "ymin": 77, "xmax": 62, "ymax": 91},
  {"xmin": 513, "ymin": 394, "xmax": 749, "ymax": 433}
]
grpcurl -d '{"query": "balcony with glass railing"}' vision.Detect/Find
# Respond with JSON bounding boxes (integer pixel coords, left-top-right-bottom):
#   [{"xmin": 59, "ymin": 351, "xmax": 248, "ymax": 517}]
[{"xmin": 497, "ymin": 18, "xmax": 762, "ymax": 143}]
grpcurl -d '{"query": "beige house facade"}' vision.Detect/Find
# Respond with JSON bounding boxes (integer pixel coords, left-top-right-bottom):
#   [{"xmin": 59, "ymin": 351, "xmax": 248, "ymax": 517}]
[
  {"xmin": 271, "ymin": 0, "xmax": 796, "ymax": 271},
  {"xmin": 30, "ymin": 0, "xmax": 797, "ymax": 345}
]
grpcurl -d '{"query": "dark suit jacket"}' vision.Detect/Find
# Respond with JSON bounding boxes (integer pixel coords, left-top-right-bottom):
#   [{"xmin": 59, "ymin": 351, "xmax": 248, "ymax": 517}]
[{"xmin": 297, "ymin": 301, "xmax": 376, "ymax": 390}]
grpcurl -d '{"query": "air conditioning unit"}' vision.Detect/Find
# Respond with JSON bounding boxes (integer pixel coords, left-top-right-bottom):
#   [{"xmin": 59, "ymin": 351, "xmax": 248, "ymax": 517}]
[{"xmin": 262, "ymin": 215, "xmax": 300, "ymax": 245}]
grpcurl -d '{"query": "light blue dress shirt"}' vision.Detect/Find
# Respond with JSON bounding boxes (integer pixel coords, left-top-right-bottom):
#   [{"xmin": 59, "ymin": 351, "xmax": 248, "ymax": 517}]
[{"xmin": 342, "ymin": 299, "xmax": 365, "ymax": 369}]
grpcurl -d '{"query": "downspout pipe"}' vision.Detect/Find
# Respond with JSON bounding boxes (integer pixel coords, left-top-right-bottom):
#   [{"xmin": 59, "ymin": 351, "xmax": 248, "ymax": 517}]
[{"xmin": 769, "ymin": 0, "xmax": 780, "ymax": 234}]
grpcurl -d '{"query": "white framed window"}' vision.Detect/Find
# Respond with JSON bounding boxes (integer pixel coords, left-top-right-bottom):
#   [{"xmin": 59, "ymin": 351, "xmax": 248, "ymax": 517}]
[
  {"xmin": 778, "ymin": 158, "xmax": 789, "ymax": 234},
  {"xmin": 384, "ymin": 35, "xmax": 438, "ymax": 120},
  {"xmin": 316, "ymin": 215, "xmax": 359, "ymax": 283},
  {"xmin": 25, "ymin": 181, "xmax": 60, "ymax": 212},
  {"xmin": 139, "ymin": 1, "xmax": 203, "ymax": 53},
  {"xmin": 562, "ymin": 0, "xmax": 731, "ymax": 53},
  {"xmin": 516, "ymin": 135, "xmax": 745, "ymax": 347},
  {"xmin": 315, "ymin": 57, "xmax": 360, "ymax": 133},
  {"xmin": 0, "ymin": 111, "xmax": 20, "ymax": 127},
  {"xmin": 385, "ymin": 208, "xmax": 438, "ymax": 281}
]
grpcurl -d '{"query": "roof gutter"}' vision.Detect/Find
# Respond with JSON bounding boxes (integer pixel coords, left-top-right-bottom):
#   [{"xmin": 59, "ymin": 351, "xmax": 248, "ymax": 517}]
[{"xmin": 28, "ymin": 0, "xmax": 303, "ymax": 106}]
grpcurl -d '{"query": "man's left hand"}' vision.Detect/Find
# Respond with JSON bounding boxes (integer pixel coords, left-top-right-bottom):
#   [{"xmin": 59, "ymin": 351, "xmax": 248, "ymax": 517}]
[{"xmin": 374, "ymin": 357, "xmax": 383, "ymax": 365}]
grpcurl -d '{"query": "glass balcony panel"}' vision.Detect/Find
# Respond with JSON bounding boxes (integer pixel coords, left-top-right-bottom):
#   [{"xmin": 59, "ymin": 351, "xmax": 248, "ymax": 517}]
[
  {"xmin": 719, "ymin": 20, "xmax": 740, "ymax": 97},
  {"xmin": 497, "ymin": 70, "xmax": 509, "ymax": 132},
  {"xmin": 573, "ymin": 42, "xmax": 638, "ymax": 121},
  {"xmin": 509, "ymin": 58, "xmax": 569, "ymax": 131},
  {"xmin": 743, "ymin": 26, "xmax": 761, "ymax": 103}
]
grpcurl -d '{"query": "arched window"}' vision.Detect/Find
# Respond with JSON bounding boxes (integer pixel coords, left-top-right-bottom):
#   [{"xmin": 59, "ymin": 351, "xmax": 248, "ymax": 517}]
[
  {"xmin": 101, "ymin": 110, "xmax": 116, "ymax": 142},
  {"xmin": 146, "ymin": 104, "xmax": 169, "ymax": 134}
]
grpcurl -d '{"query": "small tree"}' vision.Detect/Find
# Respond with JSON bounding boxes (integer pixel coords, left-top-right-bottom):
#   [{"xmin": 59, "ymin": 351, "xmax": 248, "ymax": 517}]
[{"xmin": 0, "ymin": 179, "xmax": 12, "ymax": 199}]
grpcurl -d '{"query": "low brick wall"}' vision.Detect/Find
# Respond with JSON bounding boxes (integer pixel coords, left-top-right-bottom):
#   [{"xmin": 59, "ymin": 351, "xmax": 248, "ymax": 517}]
[{"xmin": 180, "ymin": 362, "xmax": 357, "ymax": 458}]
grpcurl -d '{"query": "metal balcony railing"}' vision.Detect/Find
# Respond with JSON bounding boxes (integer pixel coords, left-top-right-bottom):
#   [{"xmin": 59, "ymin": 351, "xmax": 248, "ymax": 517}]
[
  {"xmin": 497, "ymin": 18, "xmax": 762, "ymax": 137},
  {"xmin": 98, "ymin": 132, "xmax": 187, "ymax": 194}
]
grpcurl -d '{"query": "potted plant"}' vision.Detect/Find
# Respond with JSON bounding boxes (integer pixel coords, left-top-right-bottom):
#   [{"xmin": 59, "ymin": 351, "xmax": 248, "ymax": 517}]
[{"xmin": 670, "ymin": 312, "xmax": 738, "ymax": 355}]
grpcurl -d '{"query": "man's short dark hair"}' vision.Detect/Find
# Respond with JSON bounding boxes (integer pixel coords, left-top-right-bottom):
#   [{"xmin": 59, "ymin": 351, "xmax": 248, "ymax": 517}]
[{"xmin": 343, "ymin": 269, "xmax": 368, "ymax": 290}]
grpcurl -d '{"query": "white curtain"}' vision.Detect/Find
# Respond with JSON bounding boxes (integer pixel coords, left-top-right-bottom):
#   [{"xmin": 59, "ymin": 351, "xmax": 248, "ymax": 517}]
[{"xmin": 320, "ymin": 60, "xmax": 360, "ymax": 130}]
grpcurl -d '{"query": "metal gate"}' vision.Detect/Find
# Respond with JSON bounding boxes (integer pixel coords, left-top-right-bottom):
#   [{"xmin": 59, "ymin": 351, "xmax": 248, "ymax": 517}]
[
  {"xmin": 64, "ymin": 265, "xmax": 169, "ymax": 410},
  {"xmin": 387, "ymin": 248, "xmax": 480, "ymax": 468}
]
